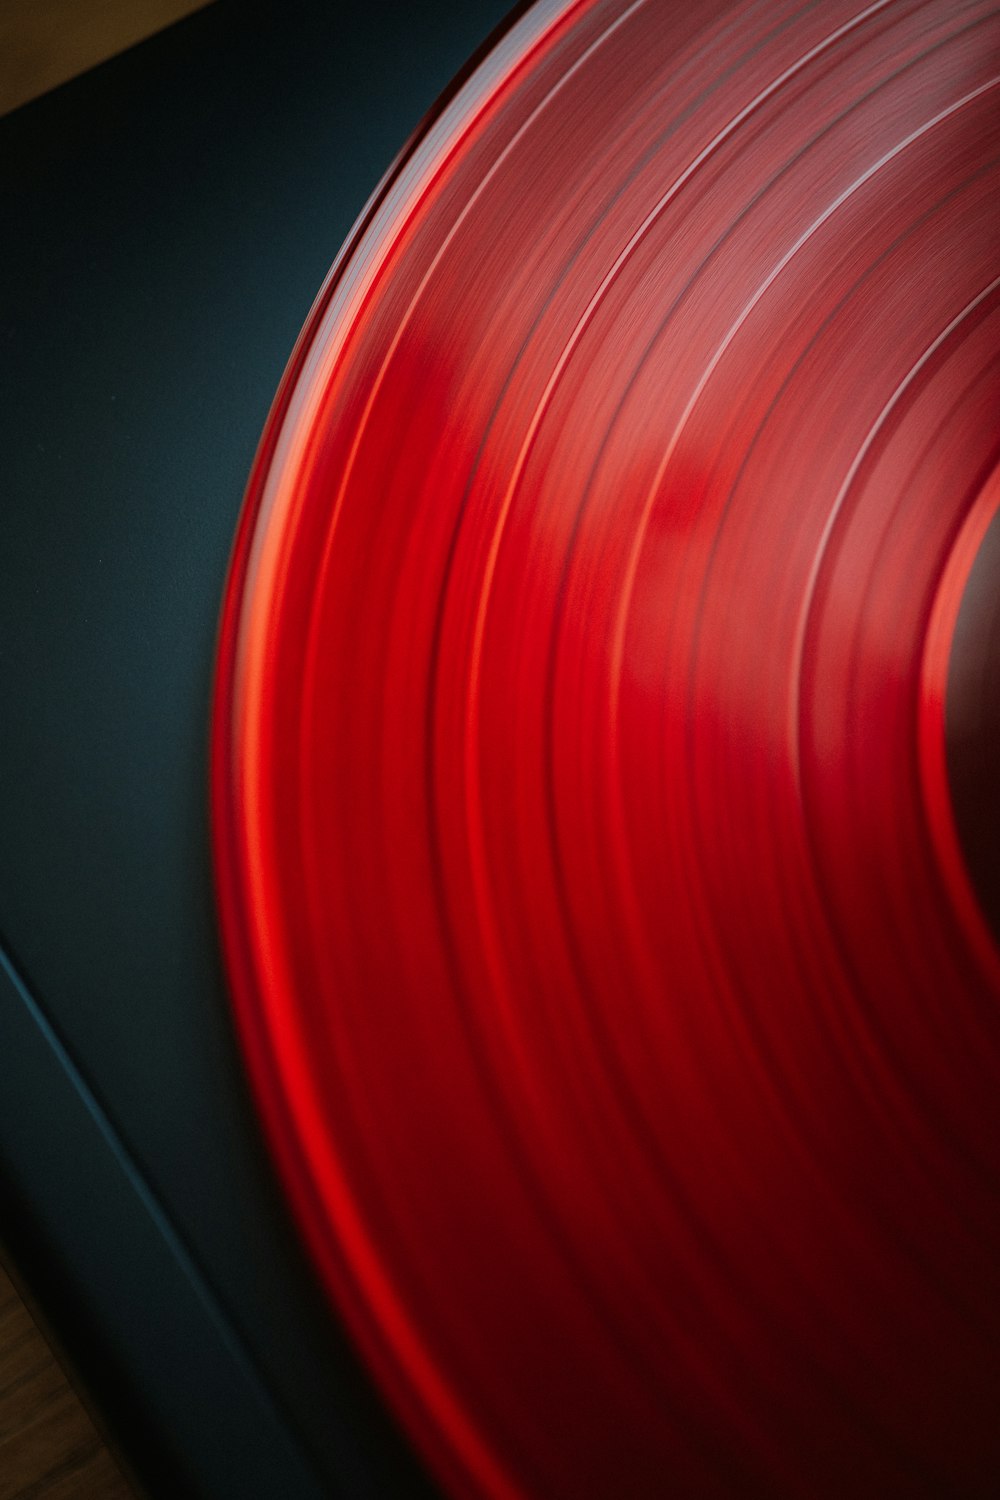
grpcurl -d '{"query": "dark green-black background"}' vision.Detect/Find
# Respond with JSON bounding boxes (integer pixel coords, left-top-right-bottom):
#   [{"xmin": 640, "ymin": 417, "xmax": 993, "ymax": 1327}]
[{"xmin": 0, "ymin": 2, "xmax": 511, "ymax": 1494}]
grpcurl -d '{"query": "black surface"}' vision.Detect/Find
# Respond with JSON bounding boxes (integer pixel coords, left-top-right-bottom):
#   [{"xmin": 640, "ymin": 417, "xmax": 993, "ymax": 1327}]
[
  {"xmin": 0, "ymin": 2, "xmax": 511, "ymax": 1494},
  {"xmin": 946, "ymin": 497, "xmax": 1000, "ymax": 947}
]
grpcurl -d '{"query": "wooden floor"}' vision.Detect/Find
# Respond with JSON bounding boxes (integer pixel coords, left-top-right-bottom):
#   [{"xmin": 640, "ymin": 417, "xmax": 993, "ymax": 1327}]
[
  {"xmin": 0, "ymin": 0, "xmax": 213, "ymax": 117},
  {"xmin": 0, "ymin": 1265, "xmax": 134, "ymax": 1500}
]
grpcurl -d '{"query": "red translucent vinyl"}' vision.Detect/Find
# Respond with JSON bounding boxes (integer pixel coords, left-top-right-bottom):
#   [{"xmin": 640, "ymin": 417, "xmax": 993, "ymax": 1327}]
[{"xmin": 211, "ymin": 1, "xmax": 1000, "ymax": 1494}]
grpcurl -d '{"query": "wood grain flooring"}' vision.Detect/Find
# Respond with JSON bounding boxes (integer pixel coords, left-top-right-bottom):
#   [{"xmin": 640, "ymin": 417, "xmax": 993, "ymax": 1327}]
[
  {"xmin": 0, "ymin": 0, "xmax": 213, "ymax": 117},
  {"xmin": 0, "ymin": 1263, "xmax": 134, "ymax": 1500}
]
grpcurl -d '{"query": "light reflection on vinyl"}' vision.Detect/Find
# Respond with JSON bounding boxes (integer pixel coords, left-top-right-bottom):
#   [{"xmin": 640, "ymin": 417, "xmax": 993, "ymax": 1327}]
[{"xmin": 212, "ymin": 0, "xmax": 1000, "ymax": 1493}]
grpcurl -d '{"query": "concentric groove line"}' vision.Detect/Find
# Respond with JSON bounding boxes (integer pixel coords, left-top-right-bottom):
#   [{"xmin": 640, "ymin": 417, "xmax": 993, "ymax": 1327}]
[{"xmin": 213, "ymin": 1, "xmax": 1000, "ymax": 1495}]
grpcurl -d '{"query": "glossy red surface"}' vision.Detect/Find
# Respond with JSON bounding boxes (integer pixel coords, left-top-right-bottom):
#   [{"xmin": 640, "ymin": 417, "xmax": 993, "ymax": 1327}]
[{"xmin": 212, "ymin": 1, "xmax": 1000, "ymax": 1494}]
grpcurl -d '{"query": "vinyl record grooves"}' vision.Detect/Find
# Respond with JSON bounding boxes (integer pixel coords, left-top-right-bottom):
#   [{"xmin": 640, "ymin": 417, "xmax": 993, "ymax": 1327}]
[{"xmin": 212, "ymin": 1, "xmax": 1000, "ymax": 1494}]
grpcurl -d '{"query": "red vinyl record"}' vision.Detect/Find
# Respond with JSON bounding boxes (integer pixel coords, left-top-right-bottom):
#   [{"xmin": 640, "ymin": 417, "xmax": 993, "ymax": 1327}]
[{"xmin": 212, "ymin": 0, "xmax": 1000, "ymax": 1494}]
